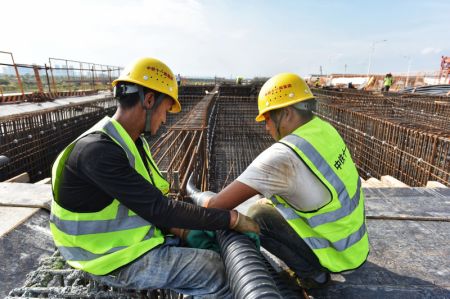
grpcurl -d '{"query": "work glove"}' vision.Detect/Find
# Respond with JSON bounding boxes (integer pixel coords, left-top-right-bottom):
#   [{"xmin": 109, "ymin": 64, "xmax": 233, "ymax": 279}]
[
  {"xmin": 256, "ymin": 197, "xmax": 274, "ymax": 206},
  {"xmin": 230, "ymin": 210, "xmax": 260, "ymax": 235},
  {"xmin": 184, "ymin": 230, "xmax": 220, "ymax": 253}
]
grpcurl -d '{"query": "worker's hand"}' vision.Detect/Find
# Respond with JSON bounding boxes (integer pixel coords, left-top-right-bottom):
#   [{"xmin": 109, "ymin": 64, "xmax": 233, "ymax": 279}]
[
  {"xmin": 184, "ymin": 230, "xmax": 220, "ymax": 253},
  {"xmin": 230, "ymin": 210, "xmax": 260, "ymax": 235},
  {"xmin": 256, "ymin": 197, "xmax": 273, "ymax": 206}
]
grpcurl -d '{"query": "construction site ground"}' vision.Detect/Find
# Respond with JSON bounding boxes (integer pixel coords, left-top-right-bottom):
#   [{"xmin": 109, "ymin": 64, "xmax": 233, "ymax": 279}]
[{"xmin": 1, "ymin": 181, "xmax": 449, "ymax": 298}]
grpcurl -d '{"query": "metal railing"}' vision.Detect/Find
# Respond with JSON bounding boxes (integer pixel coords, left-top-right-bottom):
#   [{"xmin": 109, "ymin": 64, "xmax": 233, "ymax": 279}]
[{"xmin": 0, "ymin": 51, "xmax": 122, "ymax": 102}]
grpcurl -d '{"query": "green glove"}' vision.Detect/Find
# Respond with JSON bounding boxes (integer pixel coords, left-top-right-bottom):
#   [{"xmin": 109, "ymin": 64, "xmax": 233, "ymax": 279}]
[
  {"xmin": 185, "ymin": 230, "xmax": 220, "ymax": 253},
  {"xmin": 244, "ymin": 232, "xmax": 261, "ymax": 250}
]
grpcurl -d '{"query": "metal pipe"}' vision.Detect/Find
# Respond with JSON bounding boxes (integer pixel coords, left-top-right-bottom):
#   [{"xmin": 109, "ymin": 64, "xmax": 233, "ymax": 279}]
[
  {"xmin": 186, "ymin": 172, "xmax": 215, "ymax": 206},
  {"xmin": 0, "ymin": 155, "xmax": 10, "ymax": 167}
]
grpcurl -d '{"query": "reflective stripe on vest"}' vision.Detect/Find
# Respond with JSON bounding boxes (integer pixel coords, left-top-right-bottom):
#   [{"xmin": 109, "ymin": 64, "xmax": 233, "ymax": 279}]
[
  {"xmin": 303, "ymin": 222, "xmax": 366, "ymax": 251},
  {"xmin": 57, "ymin": 227, "xmax": 155, "ymax": 261},
  {"xmin": 50, "ymin": 204, "xmax": 150, "ymax": 235},
  {"xmin": 270, "ymin": 193, "xmax": 365, "ymax": 251},
  {"xmin": 274, "ymin": 124, "xmax": 366, "ymax": 255},
  {"xmin": 104, "ymin": 121, "xmax": 135, "ymax": 167}
]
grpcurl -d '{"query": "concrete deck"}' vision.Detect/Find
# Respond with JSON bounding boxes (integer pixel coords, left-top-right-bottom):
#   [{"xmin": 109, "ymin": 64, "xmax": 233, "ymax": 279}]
[
  {"xmin": 0, "ymin": 92, "xmax": 112, "ymax": 117},
  {"xmin": 311, "ymin": 187, "xmax": 450, "ymax": 298},
  {"xmin": 1, "ymin": 185, "xmax": 449, "ymax": 298}
]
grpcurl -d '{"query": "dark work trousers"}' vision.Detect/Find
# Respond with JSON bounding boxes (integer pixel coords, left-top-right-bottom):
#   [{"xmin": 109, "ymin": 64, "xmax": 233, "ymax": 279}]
[{"xmin": 247, "ymin": 204, "xmax": 328, "ymax": 279}]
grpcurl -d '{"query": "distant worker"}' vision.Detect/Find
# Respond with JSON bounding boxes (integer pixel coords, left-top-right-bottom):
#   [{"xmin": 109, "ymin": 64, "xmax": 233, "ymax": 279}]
[
  {"xmin": 348, "ymin": 82, "xmax": 355, "ymax": 89},
  {"xmin": 176, "ymin": 73, "xmax": 181, "ymax": 86},
  {"xmin": 236, "ymin": 76, "xmax": 243, "ymax": 85},
  {"xmin": 382, "ymin": 73, "xmax": 393, "ymax": 92},
  {"xmin": 49, "ymin": 57, "xmax": 258, "ymax": 297},
  {"xmin": 191, "ymin": 73, "xmax": 369, "ymax": 290},
  {"xmin": 314, "ymin": 77, "xmax": 321, "ymax": 87}
]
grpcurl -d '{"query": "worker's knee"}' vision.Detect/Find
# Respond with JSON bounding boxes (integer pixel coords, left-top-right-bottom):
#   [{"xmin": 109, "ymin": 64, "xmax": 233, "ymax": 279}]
[{"xmin": 193, "ymin": 250, "xmax": 230, "ymax": 296}]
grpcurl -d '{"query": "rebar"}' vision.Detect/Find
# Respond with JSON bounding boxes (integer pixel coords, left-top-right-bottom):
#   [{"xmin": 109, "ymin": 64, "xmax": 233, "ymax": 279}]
[
  {"xmin": 150, "ymin": 87, "xmax": 219, "ymax": 196},
  {"xmin": 207, "ymin": 96, "xmax": 272, "ymax": 192},
  {"xmin": 313, "ymin": 88, "xmax": 450, "ymax": 186},
  {"xmin": 0, "ymin": 97, "xmax": 117, "ymax": 182}
]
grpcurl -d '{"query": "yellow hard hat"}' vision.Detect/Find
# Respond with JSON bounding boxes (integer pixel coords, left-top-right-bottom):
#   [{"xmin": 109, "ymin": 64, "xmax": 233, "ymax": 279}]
[
  {"xmin": 112, "ymin": 57, "xmax": 181, "ymax": 113},
  {"xmin": 256, "ymin": 73, "xmax": 314, "ymax": 122}
]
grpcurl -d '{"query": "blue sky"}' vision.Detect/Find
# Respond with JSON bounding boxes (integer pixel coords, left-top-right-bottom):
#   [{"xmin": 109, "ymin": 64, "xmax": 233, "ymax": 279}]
[{"xmin": 1, "ymin": 0, "xmax": 449, "ymax": 77}]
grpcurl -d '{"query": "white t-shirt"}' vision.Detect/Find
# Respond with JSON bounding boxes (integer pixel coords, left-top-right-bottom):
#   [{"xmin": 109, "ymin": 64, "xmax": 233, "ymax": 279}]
[{"xmin": 237, "ymin": 142, "xmax": 331, "ymax": 212}]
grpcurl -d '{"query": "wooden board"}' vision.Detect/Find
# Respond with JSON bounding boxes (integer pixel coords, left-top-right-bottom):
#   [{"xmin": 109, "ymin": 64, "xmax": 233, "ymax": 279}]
[
  {"xmin": 0, "ymin": 182, "xmax": 52, "ymax": 210},
  {"xmin": 0, "ymin": 206, "xmax": 39, "ymax": 238}
]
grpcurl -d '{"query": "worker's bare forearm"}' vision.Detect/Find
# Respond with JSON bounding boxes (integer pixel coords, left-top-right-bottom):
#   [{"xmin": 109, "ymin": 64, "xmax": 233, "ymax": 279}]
[{"xmin": 207, "ymin": 180, "xmax": 259, "ymax": 210}]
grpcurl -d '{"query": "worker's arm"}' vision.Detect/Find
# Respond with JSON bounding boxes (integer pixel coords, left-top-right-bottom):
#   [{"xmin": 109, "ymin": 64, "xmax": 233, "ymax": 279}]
[
  {"xmin": 206, "ymin": 143, "xmax": 296, "ymax": 210},
  {"xmin": 206, "ymin": 180, "xmax": 259, "ymax": 209},
  {"xmin": 66, "ymin": 133, "xmax": 236, "ymax": 231}
]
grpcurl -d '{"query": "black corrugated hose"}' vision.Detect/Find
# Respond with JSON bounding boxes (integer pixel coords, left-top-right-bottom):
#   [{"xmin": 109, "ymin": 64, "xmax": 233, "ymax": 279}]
[
  {"xmin": 187, "ymin": 173, "xmax": 301, "ymax": 298},
  {"xmin": 216, "ymin": 230, "xmax": 282, "ymax": 299}
]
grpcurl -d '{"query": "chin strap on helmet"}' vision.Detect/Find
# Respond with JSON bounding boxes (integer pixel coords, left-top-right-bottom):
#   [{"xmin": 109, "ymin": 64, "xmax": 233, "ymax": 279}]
[{"xmin": 139, "ymin": 85, "xmax": 166, "ymax": 135}]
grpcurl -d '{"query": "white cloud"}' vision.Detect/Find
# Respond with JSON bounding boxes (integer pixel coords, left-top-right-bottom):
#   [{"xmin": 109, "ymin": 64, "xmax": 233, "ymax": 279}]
[
  {"xmin": 1, "ymin": 1, "xmax": 448, "ymax": 77},
  {"xmin": 228, "ymin": 29, "xmax": 251, "ymax": 40},
  {"xmin": 421, "ymin": 47, "xmax": 442, "ymax": 55},
  {"xmin": 1, "ymin": 0, "xmax": 209, "ymax": 64}
]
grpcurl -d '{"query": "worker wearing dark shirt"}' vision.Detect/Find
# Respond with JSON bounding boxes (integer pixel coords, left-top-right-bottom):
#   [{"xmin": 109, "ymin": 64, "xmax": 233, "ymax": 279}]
[
  {"xmin": 49, "ymin": 57, "xmax": 259, "ymax": 298},
  {"xmin": 59, "ymin": 133, "xmax": 229, "ymax": 230}
]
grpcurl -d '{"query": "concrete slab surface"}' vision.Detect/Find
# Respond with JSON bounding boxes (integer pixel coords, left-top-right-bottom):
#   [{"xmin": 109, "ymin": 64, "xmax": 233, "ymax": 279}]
[
  {"xmin": 1, "ymin": 187, "xmax": 449, "ymax": 298},
  {"xmin": 0, "ymin": 93, "xmax": 112, "ymax": 117},
  {"xmin": 0, "ymin": 206, "xmax": 39, "ymax": 237},
  {"xmin": 0, "ymin": 210, "xmax": 53, "ymax": 298},
  {"xmin": 311, "ymin": 187, "xmax": 450, "ymax": 299},
  {"xmin": 0, "ymin": 182, "xmax": 52, "ymax": 209}
]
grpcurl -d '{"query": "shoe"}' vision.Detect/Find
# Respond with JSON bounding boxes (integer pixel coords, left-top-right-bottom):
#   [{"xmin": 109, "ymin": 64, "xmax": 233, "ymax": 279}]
[
  {"xmin": 295, "ymin": 272, "xmax": 330, "ymax": 289},
  {"xmin": 279, "ymin": 269, "xmax": 330, "ymax": 290}
]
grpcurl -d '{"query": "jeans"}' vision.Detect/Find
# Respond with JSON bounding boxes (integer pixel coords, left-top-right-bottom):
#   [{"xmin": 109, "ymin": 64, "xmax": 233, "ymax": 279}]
[
  {"xmin": 247, "ymin": 204, "xmax": 328, "ymax": 279},
  {"xmin": 90, "ymin": 237, "xmax": 231, "ymax": 298}
]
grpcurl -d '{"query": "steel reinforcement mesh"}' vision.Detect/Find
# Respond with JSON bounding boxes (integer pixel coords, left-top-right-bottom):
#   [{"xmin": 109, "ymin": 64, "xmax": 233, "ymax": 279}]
[
  {"xmin": 0, "ymin": 98, "xmax": 117, "ymax": 182},
  {"xmin": 208, "ymin": 96, "xmax": 272, "ymax": 192},
  {"xmin": 178, "ymin": 85, "xmax": 215, "ymax": 96},
  {"xmin": 149, "ymin": 91, "xmax": 216, "ymax": 195},
  {"xmin": 148, "ymin": 95, "xmax": 206, "ymax": 142},
  {"xmin": 0, "ymin": 93, "xmax": 205, "ymax": 183},
  {"xmin": 313, "ymin": 88, "xmax": 450, "ymax": 186}
]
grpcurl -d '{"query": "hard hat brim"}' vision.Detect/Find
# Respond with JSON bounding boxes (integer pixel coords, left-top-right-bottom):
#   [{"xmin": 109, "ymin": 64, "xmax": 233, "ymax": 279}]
[
  {"xmin": 112, "ymin": 78, "xmax": 181, "ymax": 113},
  {"xmin": 255, "ymin": 95, "xmax": 315, "ymax": 122}
]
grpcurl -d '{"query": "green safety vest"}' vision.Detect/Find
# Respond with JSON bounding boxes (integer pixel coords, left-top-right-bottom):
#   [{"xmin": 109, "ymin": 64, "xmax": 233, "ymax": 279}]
[
  {"xmin": 50, "ymin": 116, "xmax": 170, "ymax": 275},
  {"xmin": 271, "ymin": 116, "xmax": 369, "ymax": 272},
  {"xmin": 384, "ymin": 77, "xmax": 393, "ymax": 86}
]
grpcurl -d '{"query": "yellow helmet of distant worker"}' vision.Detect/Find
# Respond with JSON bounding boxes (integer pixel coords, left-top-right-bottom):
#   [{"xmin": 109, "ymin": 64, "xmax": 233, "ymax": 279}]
[
  {"xmin": 112, "ymin": 57, "xmax": 181, "ymax": 113},
  {"xmin": 256, "ymin": 73, "xmax": 314, "ymax": 122}
]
